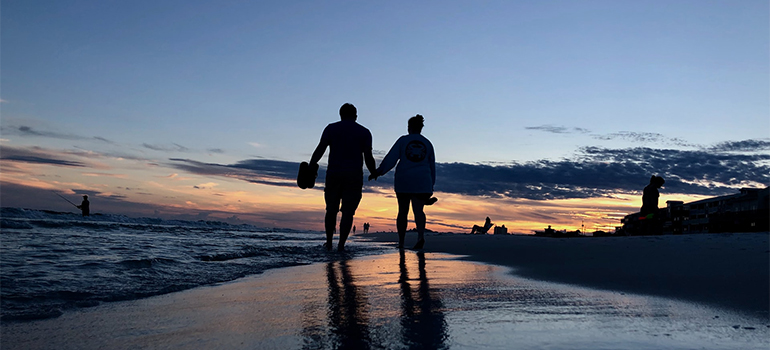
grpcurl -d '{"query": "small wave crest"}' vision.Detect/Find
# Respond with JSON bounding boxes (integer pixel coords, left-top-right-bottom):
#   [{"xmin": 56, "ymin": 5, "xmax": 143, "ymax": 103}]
[{"xmin": 118, "ymin": 257, "xmax": 177, "ymax": 269}]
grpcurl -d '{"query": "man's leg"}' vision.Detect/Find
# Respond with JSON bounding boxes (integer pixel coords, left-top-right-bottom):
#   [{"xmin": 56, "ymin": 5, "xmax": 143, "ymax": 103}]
[
  {"xmin": 324, "ymin": 175, "xmax": 342, "ymax": 250},
  {"xmin": 338, "ymin": 212, "xmax": 353, "ymax": 251},
  {"xmin": 396, "ymin": 194, "xmax": 411, "ymax": 248},
  {"xmin": 337, "ymin": 175, "xmax": 363, "ymax": 252},
  {"xmin": 324, "ymin": 210, "xmax": 337, "ymax": 249}
]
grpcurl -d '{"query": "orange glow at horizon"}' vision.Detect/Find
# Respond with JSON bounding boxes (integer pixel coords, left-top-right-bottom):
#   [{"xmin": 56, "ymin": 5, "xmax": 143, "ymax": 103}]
[{"xmin": 0, "ymin": 158, "xmax": 718, "ymax": 234}]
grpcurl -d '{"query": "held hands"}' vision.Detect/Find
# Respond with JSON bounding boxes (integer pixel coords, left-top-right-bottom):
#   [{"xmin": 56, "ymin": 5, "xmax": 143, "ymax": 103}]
[{"xmin": 368, "ymin": 171, "xmax": 380, "ymax": 181}]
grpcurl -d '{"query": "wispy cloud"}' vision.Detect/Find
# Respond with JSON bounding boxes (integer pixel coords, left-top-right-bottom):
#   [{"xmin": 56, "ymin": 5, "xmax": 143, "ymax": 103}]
[
  {"xmin": 193, "ymin": 182, "xmax": 218, "ymax": 189},
  {"xmin": 708, "ymin": 139, "xmax": 770, "ymax": 153},
  {"xmin": 9, "ymin": 125, "xmax": 84, "ymax": 140},
  {"xmin": 525, "ymin": 125, "xmax": 591, "ymax": 134},
  {"xmin": 143, "ymin": 143, "xmax": 190, "ymax": 152},
  {"xmin": 82, "ymin": 172, "xmax": 128, "ymax": 178},
  {"xmin": 591, "ymin": 131, "xmax": 694, "ymax": 147},
  {"xmin": 2, "ymin": 125, "xmax": 116, "ymax": 144},
  {"xmin": 248, "ymin": 142, "xmax": 262, "ymax": 148},
  {"xmin": 0, "ymin": 146, "xmax": 87, "ymax": 167}
]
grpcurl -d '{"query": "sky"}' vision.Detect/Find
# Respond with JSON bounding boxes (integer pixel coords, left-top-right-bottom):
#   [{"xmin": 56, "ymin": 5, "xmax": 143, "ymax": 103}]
[{"xmin": 2, "ymin": 0, "xmax": 769, "ymax": 233}]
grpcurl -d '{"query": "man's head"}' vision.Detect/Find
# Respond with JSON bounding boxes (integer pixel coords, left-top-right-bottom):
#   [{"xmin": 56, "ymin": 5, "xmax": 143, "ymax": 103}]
[
  {"xmin": 650, "ymin": 175, "xmax": 665, "ymax": 188},
  {"xmin": 408, "ymin": 114, "xmax": 424, "ymax": 134},
  {"xmin": 339, "ymin": 103, "xmax": 357, "ymax": 121}
]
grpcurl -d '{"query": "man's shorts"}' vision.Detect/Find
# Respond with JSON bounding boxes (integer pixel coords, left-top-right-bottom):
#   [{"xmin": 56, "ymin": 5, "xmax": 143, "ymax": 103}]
[{"xmin": 324, "ymin": 172, "xmax": 363, "ymax": 215}]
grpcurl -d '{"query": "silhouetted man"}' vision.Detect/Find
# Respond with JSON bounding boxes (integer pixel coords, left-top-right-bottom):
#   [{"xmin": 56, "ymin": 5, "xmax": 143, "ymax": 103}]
[
  {"xmin": 77, "ymin": 195, "xmax": 90, "ymax": 216},
  {"xmin": 310, "ymin": 103, "xmax": 378, "ymax": 251}
]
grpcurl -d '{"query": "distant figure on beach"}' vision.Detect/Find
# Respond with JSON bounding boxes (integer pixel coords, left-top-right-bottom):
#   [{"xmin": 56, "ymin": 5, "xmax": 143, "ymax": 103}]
[
  {"xmin": 353, "ymin": 225, "xmax": 356, "ymax": 234},
  {"xmin": 77, "ymin": 195, "xmax": 90, "ymax": 217},
  {"xmin": 640, "ymin": 175, "xmax": 665, "ymax": 218},
  {"xmin": 370, "ymin": 115, "xmax": 436, "ymax": 249},
  {"xmin": 309, "ymin": 103, "xmax": 378, "ymax": 252},
  {"xmin": 470, "ymin": 217, "xmax": 493, "ymax": 234},
  {"xmin": 363, "ymin": 222, "xmax": 369, "ymax": 234}
]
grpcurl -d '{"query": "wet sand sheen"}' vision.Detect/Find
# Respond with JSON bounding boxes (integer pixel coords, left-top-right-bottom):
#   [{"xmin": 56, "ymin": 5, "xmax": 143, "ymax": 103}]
[{"xmin": 3, "ymin": 251, "xmax": 767, "ymax": 350}]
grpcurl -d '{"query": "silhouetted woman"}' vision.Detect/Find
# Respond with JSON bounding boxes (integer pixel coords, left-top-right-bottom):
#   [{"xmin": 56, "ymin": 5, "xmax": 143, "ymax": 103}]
[
  {"xmin": 470, "ymin": 217, "xmax": 493, "ymax": 234},
  {"xmin": 371, "ymin": 115, "xmax": 436, "ymax": 249},
  {"xmin": 640, "ymin": 175, "xmax": 665, "ymax": 218}
]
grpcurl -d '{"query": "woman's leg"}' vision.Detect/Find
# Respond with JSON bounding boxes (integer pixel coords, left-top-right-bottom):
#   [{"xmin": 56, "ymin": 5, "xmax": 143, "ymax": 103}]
[
  {"xmin": 412, "ymin": 196, "xmax": 426, "ymax": 249},
  {"xmin": 412, "ymin": 198, "xmax": 426, "ymax": 241},
  {"xmin": 396, "ymin": 194, "xmax": 411, "ymax": 248}
]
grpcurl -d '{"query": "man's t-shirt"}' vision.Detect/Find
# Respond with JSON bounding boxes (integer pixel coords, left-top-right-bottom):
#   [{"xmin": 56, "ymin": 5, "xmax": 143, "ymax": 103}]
[{"xmin": 320, "ymin": 120, "xmax": 373, "ymax": 176}]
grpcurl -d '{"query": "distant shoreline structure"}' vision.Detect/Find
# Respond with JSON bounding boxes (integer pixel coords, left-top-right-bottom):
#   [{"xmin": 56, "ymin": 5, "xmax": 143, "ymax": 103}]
[{"xmin": 617, "ymin": 186, "xmax": 769, "ymax": 236}]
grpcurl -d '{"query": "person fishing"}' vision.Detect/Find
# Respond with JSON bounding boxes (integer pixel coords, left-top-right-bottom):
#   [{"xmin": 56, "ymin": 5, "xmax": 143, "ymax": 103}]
[
  {"xmin": 53, "ymin": 191, "xmax": 90, "ymax": 216},
  {"xmin": 77, "ymin": 195, "xmax": 90, "ymax": 217}
]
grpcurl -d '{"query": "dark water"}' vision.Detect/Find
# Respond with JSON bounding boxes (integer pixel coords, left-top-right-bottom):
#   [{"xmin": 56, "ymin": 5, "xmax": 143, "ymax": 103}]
[{"xmin": 0, "ymin": 207, "xmax": 387, "ymax": 322}]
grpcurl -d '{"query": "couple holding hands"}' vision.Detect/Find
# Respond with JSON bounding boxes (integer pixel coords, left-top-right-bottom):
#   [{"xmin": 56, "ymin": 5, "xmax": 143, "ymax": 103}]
[{"xmin": 308, "ymin": 103, "xmax": 436, "ymax": 252}]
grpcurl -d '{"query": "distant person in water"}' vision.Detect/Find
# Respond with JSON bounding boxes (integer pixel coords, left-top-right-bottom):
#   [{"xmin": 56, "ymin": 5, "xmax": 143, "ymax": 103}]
[
  {"xmin": 77, "ymin": 195, "xmax": 90, "ymax": 217},
  {"xmin": 470, "ymin": 217, "xmax": 493, "ymax": 234},
  {"xmin": 640, "ymin": 175, "xmax": 665, "ymax": 218},
  {"xmin": 310, "ymin": 103, "xmax": 378, "ymax": 252},
  {"xmin": 352, "ymin": 225, "xmax": 356, "ymax": 234},
  {"xmin": 370, "ymin": 114, "xmax": 436, "ymax": 249}
]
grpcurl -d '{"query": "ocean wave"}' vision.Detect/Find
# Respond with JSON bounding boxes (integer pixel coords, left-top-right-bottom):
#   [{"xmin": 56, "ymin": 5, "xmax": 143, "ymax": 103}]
[
  {"xmin": 118, "ymin": 257, "xmax": 178, "ymax": 269},
  {"xmin": 1, "ymin": 207, "xmax": 324, "ymax": 236}
]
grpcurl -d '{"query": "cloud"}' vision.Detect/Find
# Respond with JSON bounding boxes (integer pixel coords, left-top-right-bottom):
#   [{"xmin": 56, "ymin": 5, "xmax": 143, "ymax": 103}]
[
  {"xmin": 591, "ymin": 131, "xmax": 694, "ymax": 147},
  {"xmin": 2, "ymin": 125, "xmax": 115, "ymax": 144},
  {"xmin": 93, "ymin": 136, "xmax": 115, "ymax": 143},
  {"xmin": 248, "ymin": 142, "xmax": 262, "ymax": 148},
  {"xmin": 193, "ymin": 182, "xmax": 218, "ymax": 189},
  {"xmin": 167, "ymin": 158, "xmax": 304, "ymax": 188},
  {"xmin": 143, "ymin": 143, "xmax": 190, "ymax": 152},
  {"xmin": 167, "ymin": 139, "xmax": 769, "ymax": 201},
  {"xmin": 0, "ymin": 146, "xmax": 87, "ymax": 167},
  {"xmin": 433, "ymin": 144, "xmax": 768, "ymax": 200},
  {"xmin": 207, "ymin": 148, "xmax": 225, "ymax": 154},
  {"xmin": 9, "ymin": 125, "xmax": 84, "ymax": 140},
  {"xmin": 708, "ymin": 139, "xmax": 770, "ymax": 153},
  {"xmin": 82, "ymin": 172, "xmax": 128, "ymax": 178},
  {"xmin": 525, "ymin": 125, "xmax": 591, "ymax": 134}
]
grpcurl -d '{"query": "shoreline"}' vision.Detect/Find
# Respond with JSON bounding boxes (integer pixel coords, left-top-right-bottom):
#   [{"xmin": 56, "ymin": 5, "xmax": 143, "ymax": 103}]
[
  {"xmin": 3, "ymin": 250, "xmax": 767, "ymax": 349},
  {"xmin": 356, "ymin": 231, "xmax": 770, "ymax": 318}
]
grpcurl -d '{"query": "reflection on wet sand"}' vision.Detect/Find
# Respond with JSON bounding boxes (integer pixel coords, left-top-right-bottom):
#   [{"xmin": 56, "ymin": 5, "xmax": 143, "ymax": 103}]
[
  {"xmin": 325, "ymin": 259, "xmax": 372, "ymax": 349},
  {"xmin": 398, "ymin": 251, "xmax": 448, "ymax": 349},
  {"xmin": 294, "ymin": 251, "xmax": 766, "ymax": 350},
  {"xmin": 301, "ymin": 252, "xmax": 450, "ymax": 349}
]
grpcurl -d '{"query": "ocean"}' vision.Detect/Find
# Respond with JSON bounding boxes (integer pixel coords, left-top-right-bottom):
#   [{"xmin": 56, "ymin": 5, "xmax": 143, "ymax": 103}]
[{"xmin": 0, "ymin": 207, "xmax": 388, "ymax": 322}]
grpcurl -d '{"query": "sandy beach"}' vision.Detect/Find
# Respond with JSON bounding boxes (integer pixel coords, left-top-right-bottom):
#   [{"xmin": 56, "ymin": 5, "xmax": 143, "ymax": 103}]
[
  {"xmin": 362, "ymin": 232, "xmax": 770, "ymax": 317},
  {"xmin": 2, "ymin": 232, "xmax": 768, "ymax": 349}
]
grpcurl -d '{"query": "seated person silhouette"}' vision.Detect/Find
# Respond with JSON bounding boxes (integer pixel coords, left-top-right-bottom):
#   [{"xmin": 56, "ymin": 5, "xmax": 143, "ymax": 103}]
[{"xmin": 470, "ymin": 217, "xmax": 493, "ymax": 234}]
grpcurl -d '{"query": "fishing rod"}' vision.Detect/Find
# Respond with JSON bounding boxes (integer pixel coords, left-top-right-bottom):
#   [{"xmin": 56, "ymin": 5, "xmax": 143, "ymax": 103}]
[{"xmin": 52, "ymin": 191, "xmax": 80, "ymax": 208}]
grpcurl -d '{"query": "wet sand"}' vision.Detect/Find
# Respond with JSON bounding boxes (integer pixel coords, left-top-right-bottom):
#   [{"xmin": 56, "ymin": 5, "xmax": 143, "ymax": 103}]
[
  {"xmin": 361, "ymin": 232, "xmax": 770, "ymax": 318},
  {"xmin": 2, "ymin": 248, "xmax": 768, "ymax": 350}
]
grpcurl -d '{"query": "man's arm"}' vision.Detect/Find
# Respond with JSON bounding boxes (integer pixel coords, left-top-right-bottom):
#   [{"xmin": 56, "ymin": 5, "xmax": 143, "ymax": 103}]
[
  {"xmin": 364, "ymin": 149, "xmax": 378, "ymax": 180},
  {"xmin": 309, "ymin": 139, "xmax": 328, "ymax": 165}
]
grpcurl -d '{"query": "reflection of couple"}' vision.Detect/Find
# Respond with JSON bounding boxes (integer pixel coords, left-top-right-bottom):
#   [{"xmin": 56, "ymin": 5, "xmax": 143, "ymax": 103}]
[
  {"xmin": 304, "ymin": 252, "xmax": 447, "ymax": 349},
  {"xmin": 309, "ymin": 103, "xmax": 436, "ymax": 251}
]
